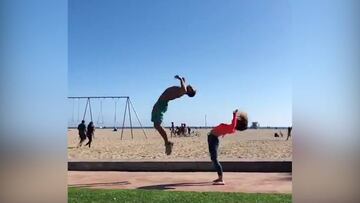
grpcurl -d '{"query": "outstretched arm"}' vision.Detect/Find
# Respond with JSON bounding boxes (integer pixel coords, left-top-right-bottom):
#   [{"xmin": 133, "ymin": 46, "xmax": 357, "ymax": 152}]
[
  {"xmin": 211, "ymin": 109, "xmax": 239, "ymax": 136},
  {"xmin": 174, "ymin": 75, "xmax": 187, "ymax": 93},
  {"xmin": 230, "ymin": 109, "xmax": 238, "ymax": 129}
]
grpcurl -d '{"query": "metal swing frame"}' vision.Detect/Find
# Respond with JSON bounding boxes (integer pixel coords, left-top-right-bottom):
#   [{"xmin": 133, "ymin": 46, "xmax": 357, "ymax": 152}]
[{"xmin": 68, "ymin": 96, "xmax": 147, "ymax": 139}]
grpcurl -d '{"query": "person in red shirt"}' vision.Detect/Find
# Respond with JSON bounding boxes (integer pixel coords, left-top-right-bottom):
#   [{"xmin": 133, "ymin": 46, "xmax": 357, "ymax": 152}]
[{"xmin": 208, "ymin": 109, "xmax": 248, "ymax": 185}]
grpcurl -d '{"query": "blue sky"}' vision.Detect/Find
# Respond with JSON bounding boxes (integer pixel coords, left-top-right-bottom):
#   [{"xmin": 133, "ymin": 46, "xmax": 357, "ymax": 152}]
[{"xmin": 68, "ymin": 0, "xmax": 292, "ymax": 127}]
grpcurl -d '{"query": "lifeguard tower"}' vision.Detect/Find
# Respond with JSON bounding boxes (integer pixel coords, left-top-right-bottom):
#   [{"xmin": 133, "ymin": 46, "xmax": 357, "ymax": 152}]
[{"xmin": 250, "ymin": 122, "xmax": 259, "ymax": 129}]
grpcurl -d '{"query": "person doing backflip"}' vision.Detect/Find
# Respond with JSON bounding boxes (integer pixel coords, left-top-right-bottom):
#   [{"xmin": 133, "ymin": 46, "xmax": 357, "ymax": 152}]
[
  {"xmin": 152, "ymin": 75, "xmax": 196, "ymax": 155},
  {"xmin": 208, "ymin": 109, "xmax": 248, "ymax": 185}
]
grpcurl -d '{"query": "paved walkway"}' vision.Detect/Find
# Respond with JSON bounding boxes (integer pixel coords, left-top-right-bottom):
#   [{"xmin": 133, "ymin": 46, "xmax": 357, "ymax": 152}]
[{"xmin": 68, "ymin": 171, "xmax": 292, "ymax": 193}]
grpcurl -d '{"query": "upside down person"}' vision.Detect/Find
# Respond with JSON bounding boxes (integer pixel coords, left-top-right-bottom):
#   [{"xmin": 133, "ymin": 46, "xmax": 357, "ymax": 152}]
[{"xmin": 152, "ymin": 75, "xmax": 196, "ymax": 155}]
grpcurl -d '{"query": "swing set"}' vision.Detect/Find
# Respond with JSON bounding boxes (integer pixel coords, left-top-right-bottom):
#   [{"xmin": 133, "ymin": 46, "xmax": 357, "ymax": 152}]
[{"xmin": 68, "ymin": 96, "xmax": 147, "ymax": 140}]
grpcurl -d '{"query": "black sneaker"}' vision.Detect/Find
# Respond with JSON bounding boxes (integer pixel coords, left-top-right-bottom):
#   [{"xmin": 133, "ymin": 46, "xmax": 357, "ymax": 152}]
[{"xmin": 165, "ymin": 142, "xmax": 174, "ymax": 155}]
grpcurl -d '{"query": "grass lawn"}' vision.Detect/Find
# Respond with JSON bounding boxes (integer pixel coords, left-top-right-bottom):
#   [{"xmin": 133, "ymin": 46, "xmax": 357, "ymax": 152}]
[{"xmin": 69, "ymin": 187, "xmax": 291, "ymax": 203}]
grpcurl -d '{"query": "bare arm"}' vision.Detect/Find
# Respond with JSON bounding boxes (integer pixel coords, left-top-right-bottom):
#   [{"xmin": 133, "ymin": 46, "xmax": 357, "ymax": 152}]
[
  {"xmin": 174, "ymin": 75, "xmax": 187, "ymax": 94},
  {"xmin": 230, "ymin": 109, "xmax": 238, "ymax": 129}
]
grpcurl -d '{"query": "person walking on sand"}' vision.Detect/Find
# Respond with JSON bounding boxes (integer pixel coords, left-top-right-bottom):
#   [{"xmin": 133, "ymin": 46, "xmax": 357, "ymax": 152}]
[
  {"xmin": 170, "ymin": 122, "xmax": 175, "ymax": 137},
  {"xmin": 77, "ymin": 120, "xmax": 87, "ymax": 147},
  {"xmin": 85, "ymin": 121, "xmax": 95, "ymax": 148},
  {"xmin": 152, "ymin": 75, "xmax": 196, "ymax": 155},
  {"xmin": 286, "ymin": 126, "xmax": 292, "ymax": 140},
  {"xmin": 208, "ymin": 109, "xmax": 248, "ymax": 185}
]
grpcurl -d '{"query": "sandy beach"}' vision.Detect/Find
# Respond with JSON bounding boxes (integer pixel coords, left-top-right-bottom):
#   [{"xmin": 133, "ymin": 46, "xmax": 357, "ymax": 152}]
[{"xmin": 68, "ymin": 128, "xmax": 292, "ymax": 161}]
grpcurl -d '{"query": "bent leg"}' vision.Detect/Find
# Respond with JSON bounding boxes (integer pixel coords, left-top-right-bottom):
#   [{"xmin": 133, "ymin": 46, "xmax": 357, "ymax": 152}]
[
  {"xmin": 78, "ymin": 134, "xmax": 86, "ymax": 147},
  {"xmin": 154, "ymin": 122, "xmax": 169, "ymax": 144},
  {"xmin": 87, "ymin": 135, "xmax": 93, "ymax": 148}
]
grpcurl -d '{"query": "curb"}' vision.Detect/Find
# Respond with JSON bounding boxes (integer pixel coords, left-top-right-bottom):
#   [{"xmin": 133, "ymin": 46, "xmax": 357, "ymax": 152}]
[{"xmin": 68, "ymin": 161, "xmax": 292, "ymax": 172}]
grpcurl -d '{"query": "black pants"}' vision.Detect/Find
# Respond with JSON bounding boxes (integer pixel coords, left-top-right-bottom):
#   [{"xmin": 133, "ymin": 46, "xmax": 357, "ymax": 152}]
[
  {"xmin": 79, "ymin": 133, "xmax": 86, "ymax": 141},
  {"xmin": 85, "ymin": 133, "xmax": 93, "ymax": 147},
  {"xmin": 208, "ymin": 133, "xmax": 223, "ymax": 177}
]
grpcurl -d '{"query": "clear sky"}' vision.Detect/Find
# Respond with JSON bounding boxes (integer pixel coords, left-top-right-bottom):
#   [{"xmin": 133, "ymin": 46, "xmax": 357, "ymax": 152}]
[{"xmin": 68, "ymin": 0, "xmax": 292, "ymax": 127}]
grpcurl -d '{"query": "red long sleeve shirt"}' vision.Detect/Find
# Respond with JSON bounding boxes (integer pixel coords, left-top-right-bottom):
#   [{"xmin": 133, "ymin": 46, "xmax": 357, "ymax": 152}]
[{"xmin": 211, "ymin": 113, "xmax": 238, "ymax": 137}]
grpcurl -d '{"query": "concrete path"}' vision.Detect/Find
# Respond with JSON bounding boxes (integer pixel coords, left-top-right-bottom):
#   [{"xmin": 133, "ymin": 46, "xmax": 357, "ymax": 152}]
[{"xmin": 68, "ymin": 171, "xmax": 291, "ymax": 193}]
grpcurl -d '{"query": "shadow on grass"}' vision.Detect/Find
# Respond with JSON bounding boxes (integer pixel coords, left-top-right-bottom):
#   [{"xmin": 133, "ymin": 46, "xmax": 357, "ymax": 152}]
[
  {"xmin": 69, "ymin": 181, "xmax": 130, "ymax": 188},
  {"xmin": 137, "ymin": 182, "xmax": 211, "ymax": 190}
]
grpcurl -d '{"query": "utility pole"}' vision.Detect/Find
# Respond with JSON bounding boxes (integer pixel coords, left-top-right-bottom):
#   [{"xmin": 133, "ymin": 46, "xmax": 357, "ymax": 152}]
[{"xmin": 205, "ymin": 114, "xmax": 207, "ymax": 128}]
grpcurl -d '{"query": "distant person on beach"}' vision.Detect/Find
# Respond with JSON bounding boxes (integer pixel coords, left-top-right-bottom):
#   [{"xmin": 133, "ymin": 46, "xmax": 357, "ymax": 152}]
[
  {"xmin": 152, "ymin": 75, "xmax": 196, "ymax": 155},
  {"xmin": 85, "ymin": 121, "xmax": 95, "ymax": 148},
  {"xmin": 182, "ymin": 123, "xmax": 187, "ymax": 136},
  {"xmin": 175, "ymin": 126, "xmax": 180, "ymax": 136},
  {"xmin": 77, "ymin": 120, "xmax": 87, "ymax": 147},
  {"xmin": 286, "ymin": 126, "xmax": 292, "ymax": 140},
  {"xmin": 179, "ymin": 123, "xmax": 184, "ymax": 136},
  {"xmin": 170, "ymin": 122, "xmax": 175, "ymax": 137},
  {"xmin": 208, "ymin": 109, "xmax": 248, "ymax": 185},
  {"xmin": 187, "ymin": 126, "xmax": 191, "ymax": 135}
]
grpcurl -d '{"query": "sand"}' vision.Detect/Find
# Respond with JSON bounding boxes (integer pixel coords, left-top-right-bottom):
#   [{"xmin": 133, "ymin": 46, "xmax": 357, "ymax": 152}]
[{"xmin": 68, "ymin": 128, "xmax": 292, "ymax": 161}]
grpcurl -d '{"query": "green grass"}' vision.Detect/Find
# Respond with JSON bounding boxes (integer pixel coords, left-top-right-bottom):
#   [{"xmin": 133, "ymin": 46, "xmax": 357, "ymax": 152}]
[{"xmin": 69, "ymin": 187, "xmax": 291, "ymax": 203}]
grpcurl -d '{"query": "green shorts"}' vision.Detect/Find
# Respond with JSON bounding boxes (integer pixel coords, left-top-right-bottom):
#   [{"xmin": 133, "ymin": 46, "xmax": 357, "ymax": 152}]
[{"xmin": 151, "ymin": 100, "xmax": 168, "ymax": 124}]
